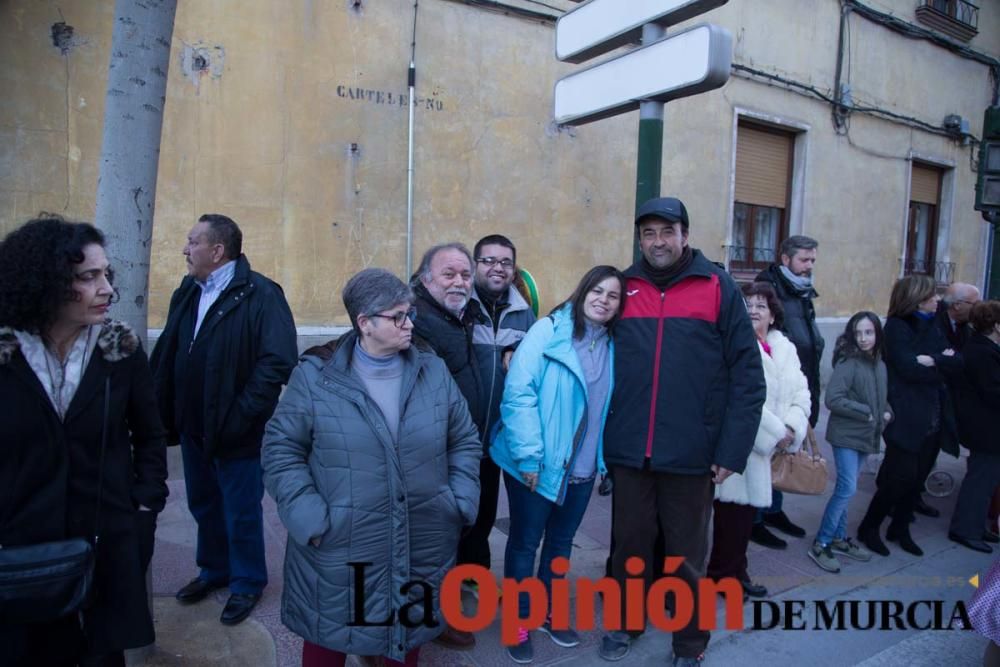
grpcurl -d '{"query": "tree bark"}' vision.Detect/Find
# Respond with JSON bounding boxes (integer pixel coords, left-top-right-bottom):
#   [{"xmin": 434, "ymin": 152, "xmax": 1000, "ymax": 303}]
[{"xmin": 95, "ymin": 0, "xmax": 178, "ymax": 349}]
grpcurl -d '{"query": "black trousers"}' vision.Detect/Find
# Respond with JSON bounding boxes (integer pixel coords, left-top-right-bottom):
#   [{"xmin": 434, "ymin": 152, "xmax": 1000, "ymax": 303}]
[
  {"xmin": 863, "ymin": 435, "xmax": 939, "ymax": 532},
  {"xmin": 707, "ymin": 501, "xmax": 756, "ymax": 582},
  {"xmin": 909, "ymin": 438, "xmax": 942, "ymax": 508},
  {"xmin": 609, "ymin": 464, "xmax": 713, "ymax": 659},
  {"xmin": 457, "ymin": 455, "xmax": 501, "ymax": 568},
  {"xmin": 950, "ymin": 449, "xmax": 1000, "ymax": 540}
]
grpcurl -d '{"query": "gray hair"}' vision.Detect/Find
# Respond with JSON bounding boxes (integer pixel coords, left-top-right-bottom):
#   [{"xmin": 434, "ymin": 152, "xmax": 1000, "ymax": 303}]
[
  {"xmin": 780, "ymin": 235, "xmax": 818, "ymax": 260},
  {"xmin": 412, "ymin": 242, "xmax": 473, "ymax": 286},
  {"xmin": 342, "ymin": 268, "xmax": 414, "ymax": 332},
  {"xmin": 942, "ymin": 282, "xmax": 980, "ymax": 305}
]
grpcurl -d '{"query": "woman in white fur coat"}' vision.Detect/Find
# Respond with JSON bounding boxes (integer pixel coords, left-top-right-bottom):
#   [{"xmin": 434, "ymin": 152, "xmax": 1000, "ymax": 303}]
[{"xmin": 707, "ymin": 281, "xmax": 811, "ymax": 598}]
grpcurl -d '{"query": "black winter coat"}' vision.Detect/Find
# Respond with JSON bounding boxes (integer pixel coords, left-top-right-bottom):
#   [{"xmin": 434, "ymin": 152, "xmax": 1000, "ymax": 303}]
[
  {"xmin": 934, "ymin": 301, "xmax": 972, "ymax": 352},
  {"xmin": 0, "ymin": 320, "xmax": 168, "ymax": 661},
  {"xmin": 411, "ymin": 282, "xmax": 487, "ymax": 437},
  {"xmin": 756, "ymin": 264, "xmax": 824, "ymax": 425},
  {"xmin": 934, "ymin": 301, "xmax": 973, "ymax": 441},
  {"xmin": 883, "ymin": 314, "xmax": 961, "ymax": 456},
  {"xmin": 603, "ymin": 251, "xmax": 765, "ymax": 475},
  {"xmin": 150, "ymin": 255, "xmax": 298, "ymax": 459},
  {"xmin": 958, "ymin": 333, "xmax": 1000, "ymax": 455}
]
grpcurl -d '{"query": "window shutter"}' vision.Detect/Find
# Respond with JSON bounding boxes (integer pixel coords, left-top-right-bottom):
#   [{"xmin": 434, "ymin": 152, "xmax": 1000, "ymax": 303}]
[
  {"xmin": 734, "ymin": 124, "xmax": 792, "ymax": 209},
  {"xmin": 910, "ymin": 164, "xmax": 941, "ymax": 205}
]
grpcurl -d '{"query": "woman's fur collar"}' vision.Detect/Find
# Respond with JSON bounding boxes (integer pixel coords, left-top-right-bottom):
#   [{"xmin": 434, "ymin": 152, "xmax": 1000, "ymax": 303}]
[{"xmin": 0, "ymin": 319, "xmax": 139, "ymax": 366}]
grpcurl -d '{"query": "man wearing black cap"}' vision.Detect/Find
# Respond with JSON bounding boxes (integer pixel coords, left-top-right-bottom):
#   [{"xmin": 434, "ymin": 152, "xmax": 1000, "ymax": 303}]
[{"xmin": 598, "ymin": 197, "xmax": 765, "ymax": 666}]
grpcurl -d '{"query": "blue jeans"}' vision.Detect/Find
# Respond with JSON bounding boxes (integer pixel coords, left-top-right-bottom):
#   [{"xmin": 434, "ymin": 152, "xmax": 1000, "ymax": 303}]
[
  {"xmin": 181, "ymin": 436, "xmax": 267, "ymax": 595},
  {"xmin": 816, "ymin": 446, "xmax": 868, "ymax": 546},
  {"xmin": 503, "ymin": 472, "xmax": 594, "ymax": 618}
]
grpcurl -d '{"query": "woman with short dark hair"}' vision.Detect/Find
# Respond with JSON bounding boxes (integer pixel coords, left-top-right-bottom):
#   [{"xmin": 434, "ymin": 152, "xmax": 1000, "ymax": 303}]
[
  {"xmin": 858, "ymin": 275, "xmax": 960, "ymax": 557},
  {"xmin": 948, "ymin": 300, "xmax": 1000, "ymax": 553},
  {"xmin": 708, "ymin": 281, "xmax": 810, "ymax": 596},
  {"xmin": 0, "ymin": 215, "xmax": 168, "ymax": 666},
  {"xmin": 263, "ymin": 267, "xmax": 481, "ymax": 667}
]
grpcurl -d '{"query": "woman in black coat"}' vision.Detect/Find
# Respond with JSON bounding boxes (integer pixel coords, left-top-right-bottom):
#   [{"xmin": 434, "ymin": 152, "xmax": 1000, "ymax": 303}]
[
  {"xmin": 949, "ymin": 300, "xmax": 1000, "ymax": 553},
  {"xmin": 858, "ymin": 274, "xmax": 960, "ymax": 558},
  {"xmin": 0, "ymin": 216, "xmax": 168, "ymax": 667}
]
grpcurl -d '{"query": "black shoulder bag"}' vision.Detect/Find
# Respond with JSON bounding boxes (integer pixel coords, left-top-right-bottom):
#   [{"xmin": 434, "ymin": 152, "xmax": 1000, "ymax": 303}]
[{"xmin": 0, "ymin": 377, "xmax": 110, "ymax": 623}]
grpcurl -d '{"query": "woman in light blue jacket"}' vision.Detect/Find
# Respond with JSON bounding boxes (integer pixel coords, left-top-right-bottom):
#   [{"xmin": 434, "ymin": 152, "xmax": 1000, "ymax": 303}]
[{"xmin": 490, "ymin": 265, "xmax": 625, "ymax": 664}]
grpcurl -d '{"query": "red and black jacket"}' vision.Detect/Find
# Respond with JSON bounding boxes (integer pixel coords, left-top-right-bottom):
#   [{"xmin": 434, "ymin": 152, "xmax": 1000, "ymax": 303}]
[{"xmin": 603, "ymin": 250, "xmax": 765, "ymax": 475}]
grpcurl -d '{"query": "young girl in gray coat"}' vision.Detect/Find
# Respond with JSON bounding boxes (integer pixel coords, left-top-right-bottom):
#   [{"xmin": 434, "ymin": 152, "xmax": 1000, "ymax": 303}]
[{"xmin": 810, "ymin": 312, "xmax": 893, "ymax": 573}]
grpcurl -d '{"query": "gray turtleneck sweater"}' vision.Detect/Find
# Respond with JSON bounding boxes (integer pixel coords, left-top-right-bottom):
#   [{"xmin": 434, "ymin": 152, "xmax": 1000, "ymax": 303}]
[
  {"xmin": 570, "ymin": 320, "xmax": 611, "ymax": 480},
  {"xmin": 352, "ymin": 342, "xmax": 404, "ymax": 443}
]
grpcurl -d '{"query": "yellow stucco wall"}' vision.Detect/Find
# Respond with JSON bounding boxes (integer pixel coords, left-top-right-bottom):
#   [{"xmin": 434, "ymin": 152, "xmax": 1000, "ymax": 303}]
[{"xmin": 2, "ymin": 0, "xmax": 998, "ymax": 327}]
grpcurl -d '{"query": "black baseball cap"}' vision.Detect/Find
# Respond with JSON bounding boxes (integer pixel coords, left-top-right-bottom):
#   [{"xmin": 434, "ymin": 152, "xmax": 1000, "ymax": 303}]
[{"xmin": 635, "ymin": 197, "xmax": 689, "ymax": 230}]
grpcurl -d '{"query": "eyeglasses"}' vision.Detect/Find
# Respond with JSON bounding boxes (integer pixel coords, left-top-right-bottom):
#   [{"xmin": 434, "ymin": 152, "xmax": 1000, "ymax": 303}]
[
  {"xmin": 476, "ymin": 257, "xmax": 514, "ymax": 269},
  {"xmin": 370, "ymin": 307, "xmax": 417, "ymax": 328}
]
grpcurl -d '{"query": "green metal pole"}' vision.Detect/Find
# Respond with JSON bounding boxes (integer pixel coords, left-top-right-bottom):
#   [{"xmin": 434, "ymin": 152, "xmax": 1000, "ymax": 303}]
[
  {"xmin": 989, "ymin": 224, "xmax": 1000, "ymax": 299},
  {"xmin": 633, "ymin": 23, "xmax": 665, "ymax": 264}
]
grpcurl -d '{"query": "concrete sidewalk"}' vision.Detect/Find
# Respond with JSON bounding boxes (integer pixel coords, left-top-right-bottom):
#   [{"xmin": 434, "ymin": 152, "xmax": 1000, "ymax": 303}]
[{"xmin": 138, "ymin": 408, "xmax": 996, "ymax": 666}]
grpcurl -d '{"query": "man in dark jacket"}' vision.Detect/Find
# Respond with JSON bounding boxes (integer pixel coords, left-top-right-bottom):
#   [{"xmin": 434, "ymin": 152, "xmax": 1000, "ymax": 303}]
[
  {"xmin": 465, "ymin": 235, "xmax": 536, "ymax": 579},
  {"xmin": 935, "ymin": 282, "xmax": 980, "ymax": 352},
  {"xmin": 916, "ymin": 282, "xmax": 982, "ymax": 518},
  {"xmin": 409, "ymin": 242, "xmax": 483, "ymax": 649},
  {"xmin": 150, "ymin": 214, "xmax": 297, "ymax": 626},
  {"xmin": 752, "ymin": 235, "xmax": 822, "ymax": 548},
  {"xmin": 599, "ymin": 197, "xmax": 765, "ymax": 666}
]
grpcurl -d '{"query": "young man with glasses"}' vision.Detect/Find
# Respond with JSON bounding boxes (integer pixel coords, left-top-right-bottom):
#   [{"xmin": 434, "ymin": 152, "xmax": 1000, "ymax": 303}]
[{"xmin": 465, "ymin": 235, "xmax": 536, "ymax": 596}]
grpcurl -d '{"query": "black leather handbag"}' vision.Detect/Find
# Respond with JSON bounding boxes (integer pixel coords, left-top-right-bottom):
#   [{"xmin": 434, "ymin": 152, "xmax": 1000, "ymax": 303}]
[
  {"xmin": 0, "ymin": 538, "xmax": 95, "ymax": 623},
  {"xmin": 0, "ymin": 378, "xmax": 110, "ymax": 623}
]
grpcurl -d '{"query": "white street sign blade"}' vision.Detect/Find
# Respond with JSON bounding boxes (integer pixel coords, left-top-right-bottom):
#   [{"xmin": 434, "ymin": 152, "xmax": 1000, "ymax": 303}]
[
  {"xmin": 553, "ymin": 23, "xmax": 732, "ymax": 126},
  {"xmin": 556, "ymin": 0, "xmax": 728, "ymax": 63}
]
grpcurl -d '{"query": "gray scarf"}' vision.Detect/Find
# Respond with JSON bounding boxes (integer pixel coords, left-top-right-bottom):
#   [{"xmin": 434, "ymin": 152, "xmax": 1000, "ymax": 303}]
[{"xmin": 779, "ymin": 265, "xmax": 814, "ymax": 294}]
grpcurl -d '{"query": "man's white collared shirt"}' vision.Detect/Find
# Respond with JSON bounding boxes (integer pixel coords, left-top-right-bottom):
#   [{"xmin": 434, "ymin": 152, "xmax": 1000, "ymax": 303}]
[{"xmin": 193, "ymin": 260, "xmax": 236, "ymax": 338}]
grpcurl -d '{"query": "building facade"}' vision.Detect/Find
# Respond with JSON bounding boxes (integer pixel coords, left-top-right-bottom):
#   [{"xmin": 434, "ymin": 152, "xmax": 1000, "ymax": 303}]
[{"xmin": 2, "ymin": 0, "xmax": 997, "ymax": 348}]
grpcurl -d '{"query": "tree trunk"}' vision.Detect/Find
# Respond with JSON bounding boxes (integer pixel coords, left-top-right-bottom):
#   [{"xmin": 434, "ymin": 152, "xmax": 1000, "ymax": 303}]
[{"xmin": 95, "ymin": 0, "xmax": 178, "ymax": 349}]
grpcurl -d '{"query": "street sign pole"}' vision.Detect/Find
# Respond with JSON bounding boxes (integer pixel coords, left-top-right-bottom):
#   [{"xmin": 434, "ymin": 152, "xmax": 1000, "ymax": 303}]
[
  {"xmin": 988, "ymin": 225, "xmax": 1000, "ymax": 299},
  {"xmin": 634, "ymin": 22, "xmax": 665, "ymax": 263},
  {"xmin": 554, "ymin": 0, "xmax": 731, "ymax": 261}
]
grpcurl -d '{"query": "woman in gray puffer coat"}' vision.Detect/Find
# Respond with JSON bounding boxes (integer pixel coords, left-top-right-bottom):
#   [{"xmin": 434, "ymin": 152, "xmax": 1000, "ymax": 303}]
[{"xmin": 263, "ymin": 268, "xmax": 481, "ymax": 667}]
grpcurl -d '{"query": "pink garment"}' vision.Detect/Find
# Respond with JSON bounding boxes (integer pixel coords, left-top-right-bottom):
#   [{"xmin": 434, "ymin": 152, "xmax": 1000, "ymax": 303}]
[{"xmin": 970, "ymin": 558, "xmax": 1000, "ymax": 643}]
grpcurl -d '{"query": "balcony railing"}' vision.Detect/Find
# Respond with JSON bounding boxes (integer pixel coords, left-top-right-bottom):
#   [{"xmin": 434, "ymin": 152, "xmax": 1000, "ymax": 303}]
[
  {"xmin": 916, "ymin": 0, "xmax": 979, "ymax": 42},
  {"xmin": 902, "ymin": 258, "xmax": 956, "ymax": 285},
  {"xmin": 722, "ymin": 245, "xmax": 777, "ymax": 266}
]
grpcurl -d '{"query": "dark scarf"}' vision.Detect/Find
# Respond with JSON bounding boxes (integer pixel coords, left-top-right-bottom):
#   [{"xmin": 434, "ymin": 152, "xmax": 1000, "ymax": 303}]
[
  {"xmin": 640, "ymin": 246, "xmax": 694, "ymax": 289},
  {"xmin": 478, "ymin": 288, "xmax": 509, "ymax": 334}
]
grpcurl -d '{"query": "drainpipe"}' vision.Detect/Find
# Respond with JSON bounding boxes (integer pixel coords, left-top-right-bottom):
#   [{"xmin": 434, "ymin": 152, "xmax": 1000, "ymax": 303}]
[
  {"xmin": 406, "ymin": 2, "xmax": 419, "ymax": 278},
  {"xmin": 407, "ymin": 61, "xmax": 416, "ymax": 277}
]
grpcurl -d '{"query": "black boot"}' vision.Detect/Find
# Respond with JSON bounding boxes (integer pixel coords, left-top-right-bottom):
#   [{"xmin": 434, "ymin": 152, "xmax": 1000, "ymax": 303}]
[
  {"xmin": 886, "ymin": 522, "xmax": 923, "ymax": 556},
  {"xmin": 763, "ymin": 511, "xmax": 807, "ymax": 537},
  {"xmin": 857, "ymin": 524, "xmax": 890, "ymax": 557},
  {"xmin": 750, "ymin": 523, "xmax": 787, "ymax": 549}
]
